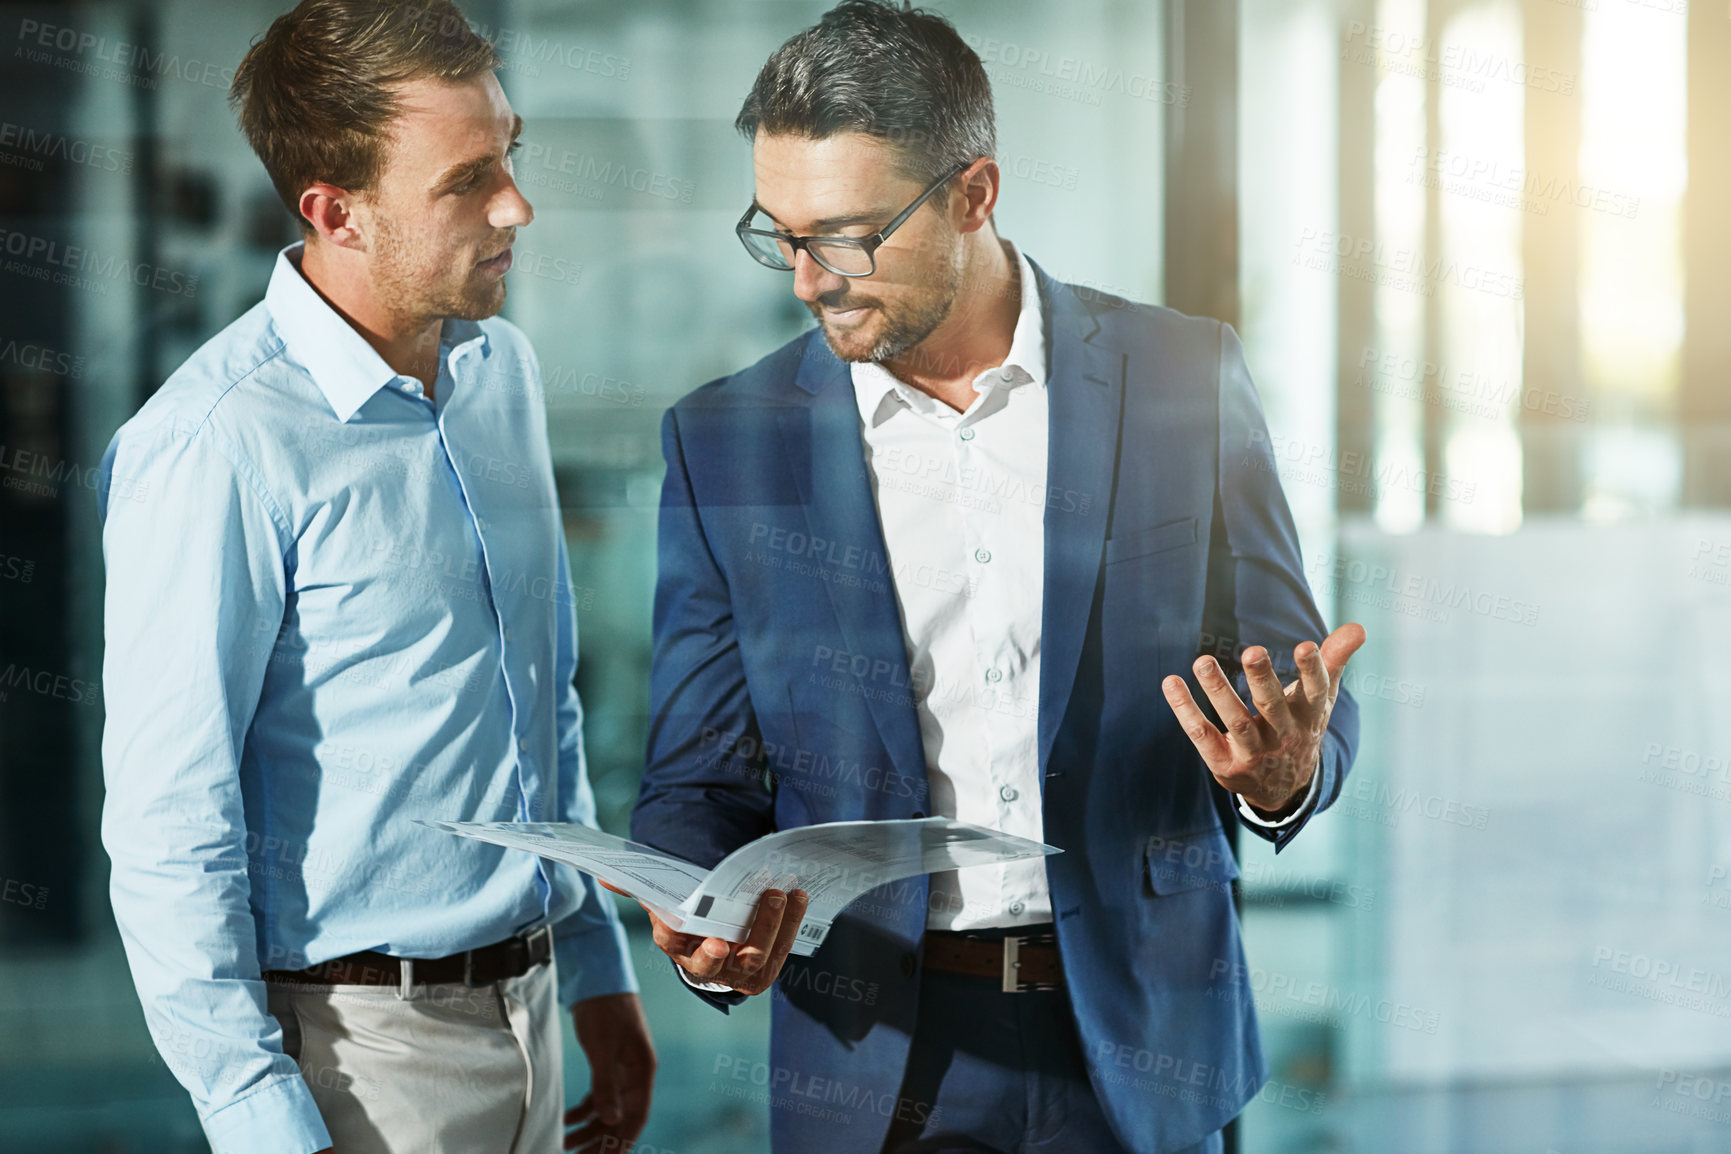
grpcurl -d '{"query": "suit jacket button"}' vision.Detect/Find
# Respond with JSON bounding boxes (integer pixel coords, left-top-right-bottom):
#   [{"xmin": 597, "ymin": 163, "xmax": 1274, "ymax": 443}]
[
  {"xmin": 901, "ymin": 952, "xmax": 917, "ymax": 978},
  {"xmin": 911, "ymin": 810, "xmax": 925, "ymax": 819}
]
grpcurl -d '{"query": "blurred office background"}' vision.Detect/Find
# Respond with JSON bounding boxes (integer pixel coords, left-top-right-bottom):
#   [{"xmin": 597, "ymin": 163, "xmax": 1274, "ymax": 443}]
[{"xmin": 1, "ymin": 0, "xmax": 1727, "ymax": 1150}]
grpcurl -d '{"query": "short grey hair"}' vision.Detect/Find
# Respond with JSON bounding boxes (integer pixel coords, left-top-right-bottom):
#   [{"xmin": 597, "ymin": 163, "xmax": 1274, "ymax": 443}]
[{"xmin": 735, "ymin": 0, "xmax": 995, "ymax": 184}]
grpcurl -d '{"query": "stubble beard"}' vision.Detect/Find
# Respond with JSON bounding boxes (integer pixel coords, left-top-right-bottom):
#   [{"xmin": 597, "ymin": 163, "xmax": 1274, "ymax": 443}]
[
  {"xmin": 811, "ymin": 245, "xmax": 965, "ymax": 366},
  {"xmin": 370, "ymin": 214, "xmax": 508, "ymax": 326}
]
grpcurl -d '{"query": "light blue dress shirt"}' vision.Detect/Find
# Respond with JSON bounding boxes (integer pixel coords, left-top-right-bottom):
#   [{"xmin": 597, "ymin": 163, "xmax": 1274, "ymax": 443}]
[{"xmin": 97, "ymin": 244, "xmax": 635, "ymax": 1154}]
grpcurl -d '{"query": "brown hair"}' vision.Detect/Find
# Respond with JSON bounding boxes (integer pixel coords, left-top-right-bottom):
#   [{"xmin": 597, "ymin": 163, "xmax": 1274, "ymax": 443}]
[{"xmin": 230, "ymin": 0, "xmax": 500, "ymax": 231}]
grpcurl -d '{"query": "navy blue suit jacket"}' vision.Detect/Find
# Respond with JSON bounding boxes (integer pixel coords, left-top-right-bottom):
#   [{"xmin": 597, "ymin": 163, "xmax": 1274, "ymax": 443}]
[{"xmin": 632, "ymin": 259, "xmax": 1359, "ymax": 1154}]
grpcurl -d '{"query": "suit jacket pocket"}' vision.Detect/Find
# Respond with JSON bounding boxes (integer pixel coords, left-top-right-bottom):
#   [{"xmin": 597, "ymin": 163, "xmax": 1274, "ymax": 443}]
[
  {"xmin": 1143, "ymin": 825, "xmax": 1240, "ymax": 896},
  {"xmin": 1106, "ymin": 515, "xmax": 1198, "ymax": 566}
]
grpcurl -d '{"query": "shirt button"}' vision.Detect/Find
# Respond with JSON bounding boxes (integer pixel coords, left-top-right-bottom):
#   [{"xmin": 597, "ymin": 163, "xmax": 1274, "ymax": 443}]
[
  {"xmin": 1009, "ymin": 901, "xmax": 1026, "ymax": 916},
  {"xmin": 502, "ymin": 628, "xmax": 512, "ymax": 642},
  {"xmin": 973, "ymin": 548, "xmax": 992, "ymax": 564},
  {"xmin": 959, "ymin": 427, "xmax": 976, "ymax": 442},
  {"xmin": 999, "ymin": 785, "xmax": 1018, "ymax": 803},
  {"xmin": 985, "ymin": 668, "xmax": 1003, "ymax": 684},
  {"xmin": 517, "ymin": 738, "xmax": 528, "ymax": 752}
]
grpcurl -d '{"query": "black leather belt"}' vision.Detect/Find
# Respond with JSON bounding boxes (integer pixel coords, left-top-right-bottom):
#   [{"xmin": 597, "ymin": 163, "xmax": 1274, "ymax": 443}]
[
  {"xmin": 923, "ymin": 927, "xmax": 1062, "ymax": 992},
  {"xmin": 263, "ymin": 926, "xmax": 552, "ymax": 992}
]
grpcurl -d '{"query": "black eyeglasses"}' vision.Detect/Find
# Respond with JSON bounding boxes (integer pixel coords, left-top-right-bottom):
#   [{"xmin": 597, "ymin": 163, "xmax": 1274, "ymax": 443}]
[{"xmin": 735, "ymin": 160, "xmax": 973, "ymax": 278}]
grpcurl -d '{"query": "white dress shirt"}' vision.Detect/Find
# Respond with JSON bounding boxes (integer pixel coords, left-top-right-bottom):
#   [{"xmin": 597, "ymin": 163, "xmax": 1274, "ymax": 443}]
[{"xmin": 851, "ymin": 244, "xmax": 1054, "ymax": 930}]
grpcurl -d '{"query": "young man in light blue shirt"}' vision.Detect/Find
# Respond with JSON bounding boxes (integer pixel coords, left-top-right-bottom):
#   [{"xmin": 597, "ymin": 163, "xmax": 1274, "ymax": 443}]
[{"xmin": 95, "ymin": 3, "xmax": 653, "ymax": 1151}]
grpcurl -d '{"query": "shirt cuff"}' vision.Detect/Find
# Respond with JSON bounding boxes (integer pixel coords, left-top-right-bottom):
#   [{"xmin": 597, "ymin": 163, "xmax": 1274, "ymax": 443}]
[
  {"xmin": 675, "ymin": 961, "xmax": 734, "ymax": 994},
  {"xmin": 200, "ymin": 1071, "xmax": 331, "ymax": 1154},
  {"xmin": 554, "ymin": 917, "xmax": 640, "ymax": 1006},
  {"xmin": 1236, "ymin": 756, "xmax": 1323, "ymax": 830}
]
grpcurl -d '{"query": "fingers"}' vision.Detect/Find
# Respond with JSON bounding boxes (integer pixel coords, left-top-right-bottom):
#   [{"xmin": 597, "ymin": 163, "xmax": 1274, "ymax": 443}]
[
  {"xmin": 563, "ymin": 1094, "xmax": 597, "ymax": 1151},
  {"xmin": 565, "ymin": 1100, "xmax": 643, "ymax": 1152},
  {"xmin": 761, "ymin": 890, "xmax": 810, "ymax": 982},
  {"xmin": 563, "ymin": 1069, "xmax": 648, "ymax": 1150},
  {"xmin": 643, "ymin": 899, "xmax": 730, "ymax": 979},
  {"xmin": 734, "ymin": 890, "xmax": 789, "ymax": 975},
  {"xmin": 588, "ymin": 1059, "xmax": 624, "ymax": 1127},
  {"xmin": 1162, "ymin": 675, "xmax": 1231, "ymax": 772},
  {"xmin": 1177, "ymin": 635, "xmax": 1357, "ymax": 809},
  {"xmin": 683, "ymin": 936, "xmax": 732, "ymax": 982},
  {"xmin": 565, "ymin": 1119, "xmax": 609, "ymax": 1152},
  {"xmin": 1294, "ymin": 640, "xmax": 1331, "ymax": 712},
  {"xmin": 1240, "ymin": 646, "xmax": 1298, "ymax": 740},
  {"xmin": 1319, "ymin": 621, "xmax": 1367, "ymax": 680},
  {"xmin": 1191, "ymin": 656, "xmax": 1258, "ymax": 750},
  {"xmin": 651, "ymin": 915, "xmax": 729, "ymax": 980},
  {"xmin": 646, "ymin": 911, "xmax": 707, "ymax": 970},
  {"xmin": 619, "ymin": 1049, "xmax": 654, "ymax": 1142},
  {"xmin": 693, "ymin": 889, "xmax": 812, "ymax": 996},
  {"xmin": 660, "ymin": 891, "xmax": 804, "ymax": 993}
]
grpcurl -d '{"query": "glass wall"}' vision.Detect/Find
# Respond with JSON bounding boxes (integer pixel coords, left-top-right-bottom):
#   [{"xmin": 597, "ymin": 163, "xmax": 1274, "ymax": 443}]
[{"xmin": 1235, "ymin": 2, "xmax": 1730, "ymax": 1152}]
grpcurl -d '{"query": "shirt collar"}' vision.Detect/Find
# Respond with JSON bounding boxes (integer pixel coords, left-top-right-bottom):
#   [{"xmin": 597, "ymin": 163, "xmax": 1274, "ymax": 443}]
[
  {"xmin": 852, "ymin": 241, "xmax": 1047, "ymax": 428},
  {"xmin": 264, "ymin": 243, "xmax": 491, "ymax": 422}
]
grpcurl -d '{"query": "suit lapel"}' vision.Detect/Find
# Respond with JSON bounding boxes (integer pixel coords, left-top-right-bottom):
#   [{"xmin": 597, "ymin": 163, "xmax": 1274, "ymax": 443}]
[
  {"xmin": 1034, "ymin": 264, "xmax": 1124, "ymax": 777},
  {"xmin": 776, "ymin": 334, "xmax": 930, "ymax": 794},
  {"xmin": 773, "ymin": 266, "xmax": 1124, "ymax": 795}
]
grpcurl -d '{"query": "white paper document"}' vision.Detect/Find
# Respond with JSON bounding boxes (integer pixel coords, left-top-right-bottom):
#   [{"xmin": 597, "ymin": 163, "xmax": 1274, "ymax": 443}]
[{"xmin": 415, "ymin": 817, "xmax": 1061, "ymax": 955}]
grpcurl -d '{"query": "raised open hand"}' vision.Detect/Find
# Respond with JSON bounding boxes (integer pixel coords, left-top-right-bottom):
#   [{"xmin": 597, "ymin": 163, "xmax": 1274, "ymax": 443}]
[{"xmin": 1161, "ymin": 622, "xmax": 1366, "ymax": 818}]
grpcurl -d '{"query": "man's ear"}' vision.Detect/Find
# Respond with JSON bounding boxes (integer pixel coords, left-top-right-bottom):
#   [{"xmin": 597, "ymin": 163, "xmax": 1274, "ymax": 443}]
[
  {"xmin": 954, "ymin": 158, "xmax": 1001, "ymax": 235},
  {"xmin": 299, "ymin": 183, "xmax": 368, "ymax": 251}
]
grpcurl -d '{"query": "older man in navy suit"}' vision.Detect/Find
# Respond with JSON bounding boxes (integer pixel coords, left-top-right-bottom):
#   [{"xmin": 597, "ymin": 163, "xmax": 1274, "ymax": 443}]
[{"xmin": 625, "ymin": 3, "xmax": 1364, "ymax": 1151}]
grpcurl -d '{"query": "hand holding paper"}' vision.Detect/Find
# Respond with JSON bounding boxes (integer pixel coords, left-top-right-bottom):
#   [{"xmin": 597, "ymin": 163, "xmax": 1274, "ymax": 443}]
[
  {"xmin": 417, "ymin": 817, "xmax": 1061, "ymax": 994},
  {"xmin": 624, "ymin": 883, "xmax": 811, "ymax": 996}
]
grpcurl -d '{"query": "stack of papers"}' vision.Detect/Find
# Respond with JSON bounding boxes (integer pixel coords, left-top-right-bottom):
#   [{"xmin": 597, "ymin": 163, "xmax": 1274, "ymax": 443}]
[{"xmin": 417, "ymin": 817, "xmax": 1060, "ymax": 956}]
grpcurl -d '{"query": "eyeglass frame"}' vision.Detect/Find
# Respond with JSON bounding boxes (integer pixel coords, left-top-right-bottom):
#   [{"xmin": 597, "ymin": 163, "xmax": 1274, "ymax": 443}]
[{"xmin": 734, "ymin": 159, "xmax": 976, "ymax": 278}]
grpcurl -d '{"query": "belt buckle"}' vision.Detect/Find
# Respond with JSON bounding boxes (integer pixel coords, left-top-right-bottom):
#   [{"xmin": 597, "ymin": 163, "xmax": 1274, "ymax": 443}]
[
  {"xmin": 525, "ymin": 924, "xmax": 552, "ymax": 966},
  {"xmin": 1001, "ymin": 934, "xmax": 1058, "ymax": 994},
  {"xmin": 464, "ymin": 926, "xmax": 551, "ymax": 987}
]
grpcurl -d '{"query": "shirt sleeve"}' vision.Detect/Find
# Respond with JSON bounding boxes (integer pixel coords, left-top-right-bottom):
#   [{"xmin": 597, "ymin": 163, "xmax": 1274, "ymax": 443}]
[
  {"xmin": 549, "ymin": 530, "xmax": 639, "ymax": 1006},
  {"xmin": 674, "ymin": 963, "xmax": 736, "ymax": 995},
  {"xmin": 1234, "ymin": 751, "xmax": 1323, "ymax": 830},
  {"xmin": 98, "ymin": 420, "xmax": 331, "ymax": 1154}
]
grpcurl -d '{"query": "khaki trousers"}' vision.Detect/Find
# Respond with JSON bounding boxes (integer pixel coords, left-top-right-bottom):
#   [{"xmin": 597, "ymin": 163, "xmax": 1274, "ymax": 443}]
[{"xmin": 266, "ymin": 959, "xmax": 562, "ymax": 1154}]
